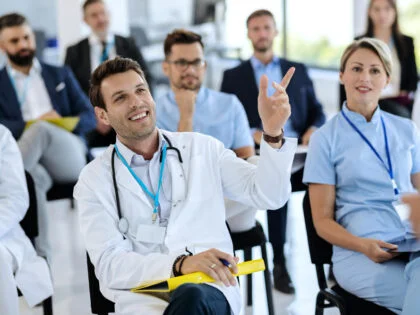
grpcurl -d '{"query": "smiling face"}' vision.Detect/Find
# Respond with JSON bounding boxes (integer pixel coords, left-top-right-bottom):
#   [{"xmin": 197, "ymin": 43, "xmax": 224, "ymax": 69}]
[
  {"xmin": 83, "ymin": 1, "xmax": 110, "ymax": 38},
  {"xmin": 95, "ymin": 70, "xmax": 156, "ymax": 145},
  {"xmin": 340, "ymin": 48, "xmax": 390, "ymax": 113}
]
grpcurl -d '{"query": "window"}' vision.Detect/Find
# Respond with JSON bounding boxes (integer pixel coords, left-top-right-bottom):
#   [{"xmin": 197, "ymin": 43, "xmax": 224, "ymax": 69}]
[{"xmin": 286, "ymin": 0, "xmax": 353, "ymax": 69}]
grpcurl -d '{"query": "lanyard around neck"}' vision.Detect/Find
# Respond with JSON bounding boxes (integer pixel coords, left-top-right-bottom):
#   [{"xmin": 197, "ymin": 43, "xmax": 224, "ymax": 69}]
[
  {"xmin": 341, "ymin": 110, "xmax": 399, "ymax": 196},
  {"xmin": 8, "ymin": 70, "xmax": 31, "ymax": 107},
  {"xmin": 114, "ymin": 143, "xmax": 168, "ymax": 223}
]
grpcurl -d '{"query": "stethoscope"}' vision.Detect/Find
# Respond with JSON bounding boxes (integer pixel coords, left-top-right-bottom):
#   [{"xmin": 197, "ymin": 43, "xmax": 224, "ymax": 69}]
[{"xmin": 111, "ymin": 134, "xmax": 183, "ymax": 236}]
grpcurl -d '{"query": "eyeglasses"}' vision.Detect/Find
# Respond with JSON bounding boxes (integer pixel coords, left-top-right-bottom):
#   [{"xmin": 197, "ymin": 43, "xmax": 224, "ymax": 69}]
[{"xmin": 166, "ymin": 59, "xmax": 206, "ymax": 71}]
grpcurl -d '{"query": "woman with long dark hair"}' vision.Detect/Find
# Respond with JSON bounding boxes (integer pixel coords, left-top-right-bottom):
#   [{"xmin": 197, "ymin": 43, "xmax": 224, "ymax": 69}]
[{"xmin": 340, "ymin": 0, "xmax": 418, "ymax": 118}]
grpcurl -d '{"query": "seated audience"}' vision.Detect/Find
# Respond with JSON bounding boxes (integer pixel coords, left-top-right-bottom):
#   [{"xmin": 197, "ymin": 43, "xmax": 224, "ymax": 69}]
[
  {"xmin": 0, "ymin": 124, "xmax": 53, "ymax": 315},
  {"xmin": 221, "ymin": 9, "xmax": 326, "ymax": 294},
  {"xmin": 74, "ymin": 57, "xmax": 297, "ymax": 314},
  {"xmin": 0, "ymin": 13, "xmax": 96, "ymax": 260},
  {"xmin": 304, "ymin": 38, "xmax": 420, "ymax": 314},
  {"xmin": 65, "ymin": 0, "xmax": 152, "ymax": 147},
  {"xmin": 156, "ymin": 29, "xmax": 254, "ymax": 158},
  {"xmin": 340, "ymin": 0, "xmax": 418, "ymax": 117}
]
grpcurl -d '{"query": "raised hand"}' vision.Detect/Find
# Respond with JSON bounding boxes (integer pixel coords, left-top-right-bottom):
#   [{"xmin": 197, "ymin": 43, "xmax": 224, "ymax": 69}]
[
  {"xmin": 178, "ymin": 248, "xmax": 239, "ymax": 286},
  {"xmin": 258, "ymin": 67, "xmax": 295, "ymax": 137}
]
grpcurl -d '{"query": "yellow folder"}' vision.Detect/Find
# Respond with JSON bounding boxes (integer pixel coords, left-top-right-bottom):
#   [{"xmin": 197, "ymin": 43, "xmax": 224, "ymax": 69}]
[
  {"xmin": 131, "ymin": 259, "xmax": 265, "ymax": 293},
  {"xmin": 25, "ymin": 117, "xmax": 80, "ymax": 132}
]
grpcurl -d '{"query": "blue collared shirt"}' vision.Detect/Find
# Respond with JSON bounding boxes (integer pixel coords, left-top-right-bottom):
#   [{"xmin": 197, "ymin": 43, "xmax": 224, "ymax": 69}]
[
  {"xmin": 156, "ymin": 87, "xmax": 253, "ymax": 150},
  {"xmin": 250, "ymin": 56, "xmax": 298, "ymax": 138},
  {"xmin": 303, "ymin": 104, "xmax": 420, "ymax": 262}
]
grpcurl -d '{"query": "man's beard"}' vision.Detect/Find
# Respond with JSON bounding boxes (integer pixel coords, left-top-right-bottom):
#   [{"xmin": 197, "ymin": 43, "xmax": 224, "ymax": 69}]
[{"xmin": 7, "ymin": 49, "xmax": 35, "ymax": 66}]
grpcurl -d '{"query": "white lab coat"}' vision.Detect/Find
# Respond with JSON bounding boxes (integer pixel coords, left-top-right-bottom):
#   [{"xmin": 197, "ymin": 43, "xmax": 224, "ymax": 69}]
[
  {"xmin": 0, "ymin": 125, "xmax": 53, "ymax": 309},
  {"xmin": 74, "ymin": 130, "xmax": 296, "ymax": 315}
]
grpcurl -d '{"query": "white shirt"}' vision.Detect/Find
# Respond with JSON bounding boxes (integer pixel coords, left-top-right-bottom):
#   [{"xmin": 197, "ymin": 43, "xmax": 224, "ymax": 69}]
[
  {"xmin": 88, "ymin": 33, "xmax": 116, "ymax": 73},
  {"xmin": 6, "ymin": 59, "xmax": 53, "ymax": 121}
]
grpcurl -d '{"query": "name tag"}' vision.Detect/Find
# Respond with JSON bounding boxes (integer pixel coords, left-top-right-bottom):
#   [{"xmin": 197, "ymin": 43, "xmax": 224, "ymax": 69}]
[
  {"xmin": 136, "ymin": 224, "xmax": 166, "ymax": 244},
  {"xmin": 393, "ymin": 201, "xmax": 411, "ymax": 222}
]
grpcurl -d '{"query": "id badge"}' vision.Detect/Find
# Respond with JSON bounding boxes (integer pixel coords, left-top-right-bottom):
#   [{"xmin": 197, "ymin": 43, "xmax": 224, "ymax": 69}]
[
  {"xmin": 392, "ymin": 201, "xmax": 411, "ymax": 222},
  {"xmin": 136, "ymin": 224, "xmax": 167, "ymax": 244}
]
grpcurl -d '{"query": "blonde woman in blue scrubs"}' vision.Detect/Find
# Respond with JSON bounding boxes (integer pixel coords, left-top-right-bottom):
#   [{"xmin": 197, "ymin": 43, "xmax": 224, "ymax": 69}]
[{"xmin": 303, "ymin": 38, "xmax": 420, "ymax": 315}]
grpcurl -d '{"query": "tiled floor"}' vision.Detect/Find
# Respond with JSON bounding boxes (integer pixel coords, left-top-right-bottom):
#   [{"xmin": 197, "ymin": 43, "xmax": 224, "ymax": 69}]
[{"xmin": 19, "ymin": 192, "xmax": 340, "ymax": 315}]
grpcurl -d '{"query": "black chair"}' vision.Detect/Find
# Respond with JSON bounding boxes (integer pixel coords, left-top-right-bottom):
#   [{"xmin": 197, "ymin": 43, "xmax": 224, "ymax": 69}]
[
  {"xmin": 302, "ymin": 192, "xmax": 396, "ymax": 315},
  {"xmin": 86, "ymin": 253, "xmax": 115, "ymax": 315},
  {"xmin": 18, "ymin": 171, "xmax": 53, "ymax": 315},
  {"xmin": 229, "ymin": 221, "xmax": 275, "ymax": 315},
  {"xmin": 47, "ymin": 182, "xmax": 76, "ymax": 208}
]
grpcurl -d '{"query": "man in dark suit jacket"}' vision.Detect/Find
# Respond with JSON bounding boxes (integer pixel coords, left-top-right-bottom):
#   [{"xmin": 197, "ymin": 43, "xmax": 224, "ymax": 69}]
[
  {"xmin": 65, "ymin": 0, "xmax": 152, "ymax": 147},
  {"xmin": 221, "ymin": 9, "xmax": 325, "ymax": 294},
  {"xmin": 0, "ymin": 13, "xmax": 96, "ymax": 260}
]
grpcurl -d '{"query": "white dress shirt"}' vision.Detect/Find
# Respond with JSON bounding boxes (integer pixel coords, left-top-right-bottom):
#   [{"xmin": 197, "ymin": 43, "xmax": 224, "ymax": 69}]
[
  {"xmin": 6, "ymin": 59, "xmax": 53, "ymax": 121},
  {"xmin": 88, "ymin": 33, "xmax": 116, "ymax": 73}
]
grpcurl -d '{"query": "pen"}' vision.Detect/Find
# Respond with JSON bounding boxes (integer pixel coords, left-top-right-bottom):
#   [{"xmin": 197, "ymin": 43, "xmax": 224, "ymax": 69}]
[{"xmin": 220, "ymin": 258, "xmax": 233, "ymax": 269}]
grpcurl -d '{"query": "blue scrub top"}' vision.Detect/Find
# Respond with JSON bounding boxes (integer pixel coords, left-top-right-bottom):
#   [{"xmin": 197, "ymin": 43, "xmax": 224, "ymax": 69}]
[{"xmin": 303, "ymin": 104, "xmax": 420, "ymax": 263}]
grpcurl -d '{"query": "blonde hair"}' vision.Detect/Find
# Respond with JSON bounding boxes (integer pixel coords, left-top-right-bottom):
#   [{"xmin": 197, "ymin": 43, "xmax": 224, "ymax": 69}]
[{"xmin": 340, "ymin": 38, "xmax": 392, "ymax": 77}]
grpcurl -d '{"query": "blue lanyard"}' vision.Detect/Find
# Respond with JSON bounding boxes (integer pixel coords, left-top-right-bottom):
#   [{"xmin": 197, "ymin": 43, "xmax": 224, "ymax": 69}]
[
  {"xmin": 341, "ymin": 110, "xmax": 399, "ymax": 196},
  {"xmin": 7, "ymin": 70, "xmax": 31, "ymax": 107},
  {"xmin": 114, "ymin": 143, "xmax": 168, "ymax": 223}
]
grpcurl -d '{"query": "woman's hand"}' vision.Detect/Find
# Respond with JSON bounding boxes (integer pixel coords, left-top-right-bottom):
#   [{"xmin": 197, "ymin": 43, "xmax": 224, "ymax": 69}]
[
  {"xmin": 178, "ymin": 248, "xmax": 239, "ymax": 286},
  {"xmin": 360, "ymin": 238, "xmax": 399, "ymax": 263}
]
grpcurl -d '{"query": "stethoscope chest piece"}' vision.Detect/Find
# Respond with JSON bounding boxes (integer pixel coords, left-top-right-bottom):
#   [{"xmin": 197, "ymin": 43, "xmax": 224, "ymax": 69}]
[{"xmin": 118, "ymin": 217, "xmax": 129, "ymax": 234}]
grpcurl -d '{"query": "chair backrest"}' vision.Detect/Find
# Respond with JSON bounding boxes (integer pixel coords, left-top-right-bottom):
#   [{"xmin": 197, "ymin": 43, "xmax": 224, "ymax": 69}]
[
  {"xmin": 302, "ymin": 192, "xmax": 332, "ymax": 289},
  {"xmin": 20, "ymin": 171, "xmax": 39, "ymax": 240},
  {"xmin": 86, "ymin": 253, "xmax": 115, "ymax": 314}
]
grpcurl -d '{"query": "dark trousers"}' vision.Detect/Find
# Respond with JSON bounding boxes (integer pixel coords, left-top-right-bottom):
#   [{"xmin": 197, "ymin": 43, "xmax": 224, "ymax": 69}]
[
  {"xmin": 267, "ymin": 168, "xmax": 306, "ymax": 264},
  {"xmin": 163, "ymin": 284, "xmax": 231, "ymax": 315}
]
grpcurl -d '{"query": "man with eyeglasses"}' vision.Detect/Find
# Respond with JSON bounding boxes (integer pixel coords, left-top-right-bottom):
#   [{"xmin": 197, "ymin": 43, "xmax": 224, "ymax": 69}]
[{"xmin": 156, "ymin": 29, "xmax": 254, "ymax": 160}]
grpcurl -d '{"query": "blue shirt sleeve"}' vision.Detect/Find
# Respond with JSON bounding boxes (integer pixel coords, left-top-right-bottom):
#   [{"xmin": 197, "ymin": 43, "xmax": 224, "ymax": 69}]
[
  {"xmin": 303, "ymin": 128, "xmax": 336, "ymax": 185},
  {"xmin": 410, "ymin": 121, "xmax": 420, "ymax": 174},
  {"xmin": 231, "ymin": 96, "xmax": 253, "ymax": 149}
]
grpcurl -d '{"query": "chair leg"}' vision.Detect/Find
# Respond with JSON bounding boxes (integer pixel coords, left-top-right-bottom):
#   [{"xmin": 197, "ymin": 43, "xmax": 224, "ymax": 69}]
[
  {"xmin": 70, "ymin": 198, "xmax": 75, "ymax": 209},
  {"xmin": 243, "ymin": 248, "xmax": 252, "ymax": 306},
  {"xmin": 43, "ymin": 296, "xmax": 53, "ymax": 315},
  {"xmin": 261, "ymin": 242, "xmax": 275, "ymax": 315}
]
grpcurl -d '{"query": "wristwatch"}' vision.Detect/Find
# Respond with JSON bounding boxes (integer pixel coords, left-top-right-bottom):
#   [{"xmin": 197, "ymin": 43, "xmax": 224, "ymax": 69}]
[{"xmin": 263, "ymin": 129, "xmax": 284, "ymax": 144}]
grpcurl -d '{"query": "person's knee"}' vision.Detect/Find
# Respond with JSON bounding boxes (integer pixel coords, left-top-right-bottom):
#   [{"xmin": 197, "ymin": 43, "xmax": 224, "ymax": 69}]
[
  {"xmin": 404, "ymin": 255, "xmax": 420, "ymax": 281},
  {"xmin": 171, "ymin": 284, "xmax": 208, "ymax": 304}
]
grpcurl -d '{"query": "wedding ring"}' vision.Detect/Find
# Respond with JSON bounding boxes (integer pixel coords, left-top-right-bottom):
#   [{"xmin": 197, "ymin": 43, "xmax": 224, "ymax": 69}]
[{"xmin": 210, "ymin": 263, "xmax": 217, "ymax": 269}]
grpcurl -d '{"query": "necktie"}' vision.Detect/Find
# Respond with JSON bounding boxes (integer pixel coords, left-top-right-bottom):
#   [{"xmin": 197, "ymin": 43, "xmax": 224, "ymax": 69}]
[{"xmin": 100, "ymin": 41, "xmax": 108, "ymax": 63}]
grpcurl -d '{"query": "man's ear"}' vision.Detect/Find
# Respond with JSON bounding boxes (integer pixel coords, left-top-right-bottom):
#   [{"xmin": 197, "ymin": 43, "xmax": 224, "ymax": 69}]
[
  {"xmin": 162, "ymin": 61, "xmax": 170, "ymax": 77},
  {"xmin": 94, "ymin": 107, "xmax": 110, "ymax": 125}
]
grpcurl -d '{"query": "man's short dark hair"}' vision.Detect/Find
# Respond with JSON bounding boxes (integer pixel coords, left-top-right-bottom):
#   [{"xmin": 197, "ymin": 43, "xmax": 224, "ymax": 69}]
[
  {"xmin": 0, "ymin": 13, "xmax": 27, "ymax": 33},
  {"xmin": 89, "ymin": 57, "xmax": 147, "ymax": 110},
  {"xmin": 246, "ymin": 9, "xmax": 275, "ymax": 27},
  {"xmin": 164, "ymin": 29, "xmax": 204, "ymax": 58},
  {"xmin": 82, "ymin": 0, "xmax": 104, "ymax": 12}
]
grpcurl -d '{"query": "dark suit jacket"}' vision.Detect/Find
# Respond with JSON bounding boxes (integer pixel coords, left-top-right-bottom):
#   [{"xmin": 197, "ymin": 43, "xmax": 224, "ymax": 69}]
[
  {"xmin": 64, "ymin": 35, "xmax": 152, "ymax": 95},
  {"xmin": 0, "ymin": 63, "xmax": 96, "ymax": 139},
  {"xmin": 221, "ymin": 59, "xmax": 326, "ymax": 139},
  {"xmin": 340, "ymin": 34, "xmax": 418, "ymax": 106}
]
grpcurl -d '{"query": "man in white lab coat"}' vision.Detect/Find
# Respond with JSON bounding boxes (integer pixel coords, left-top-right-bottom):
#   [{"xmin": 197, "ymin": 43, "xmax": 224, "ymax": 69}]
[
  {"xmin": 74, "ymin": 57, "xmax": 297, "ymax": 315},
  {"xmin": 0, "ymin": 124, "xmax": 53, "ymax": 315}
]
